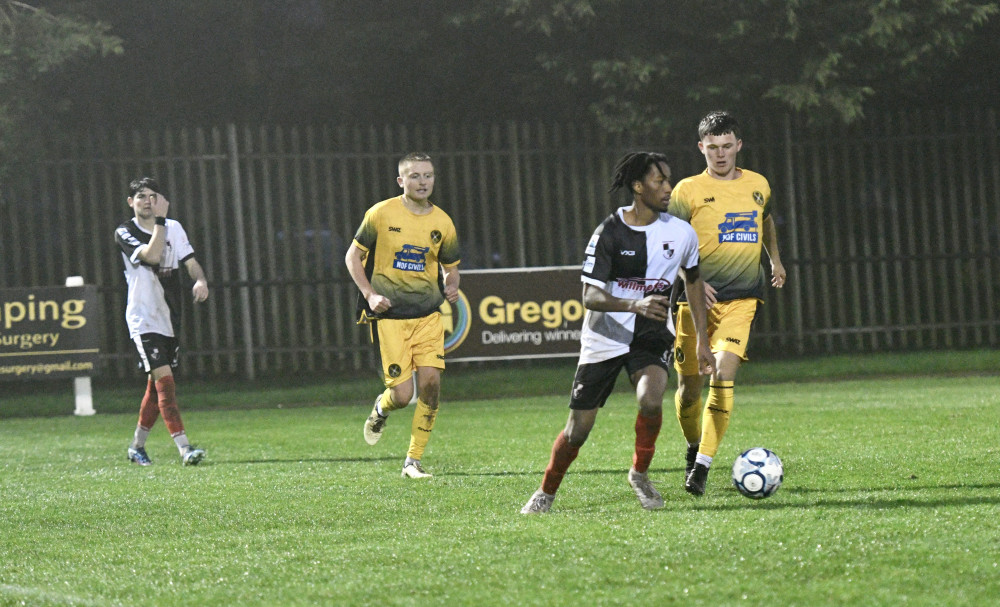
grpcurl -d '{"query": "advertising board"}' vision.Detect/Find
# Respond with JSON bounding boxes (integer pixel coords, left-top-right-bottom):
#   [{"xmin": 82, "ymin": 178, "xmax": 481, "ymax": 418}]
[
  {"xmin": 441, "ymin": 266, "xmax": 583, "ymax": 362},
  {"xmin": 0, "ymin": 285, "xmax": 102, "ymax": 381}
]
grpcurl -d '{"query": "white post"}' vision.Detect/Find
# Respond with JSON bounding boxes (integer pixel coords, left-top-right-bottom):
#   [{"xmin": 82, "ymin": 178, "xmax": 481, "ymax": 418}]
[
  {"xmin": 73, "ymin": 376, "xmax": 95, "ymax": 416},
  {"xmin": 66, "ymin": 276, "xmax": 96, "ymax": 416}
]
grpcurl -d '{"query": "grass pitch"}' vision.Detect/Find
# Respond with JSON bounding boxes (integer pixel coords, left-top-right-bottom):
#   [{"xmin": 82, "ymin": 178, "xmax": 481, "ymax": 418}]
[{"xmin": 1, "ymin": 353, "xmax": 999, "ymax": 606}]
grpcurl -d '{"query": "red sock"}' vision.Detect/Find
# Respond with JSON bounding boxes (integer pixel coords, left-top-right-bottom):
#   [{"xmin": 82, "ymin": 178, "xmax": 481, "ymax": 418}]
[
  {"xmin": 138, "ymin": 378, "xmax": 159, "ymax": 429},
  {"xmin": 155, "ymin": 375, "xmax": 185, "ymax": 437},
  {"xmin": 541, "ymin": 432, "xmax": 580, "ymax": 495},
  {"xmin": 632, "ymin": 412, "xmax": 662, "ymax": 473}
]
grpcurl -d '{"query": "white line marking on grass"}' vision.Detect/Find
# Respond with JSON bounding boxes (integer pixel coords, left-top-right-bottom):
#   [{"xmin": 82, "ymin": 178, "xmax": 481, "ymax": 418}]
[{"xmin": 0, "ymin": 584, "xmax": 122, "ymax": 607}]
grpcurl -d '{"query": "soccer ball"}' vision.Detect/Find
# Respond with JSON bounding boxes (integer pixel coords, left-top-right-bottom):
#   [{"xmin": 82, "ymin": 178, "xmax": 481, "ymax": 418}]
[{"xmin": 731, "ymin": 447, "xmax": 783, "ymax": 499}]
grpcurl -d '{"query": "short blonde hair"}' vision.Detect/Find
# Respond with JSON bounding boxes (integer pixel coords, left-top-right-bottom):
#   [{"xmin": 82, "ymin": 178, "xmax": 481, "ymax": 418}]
[{"xmin": 398, "ymin": 152, "xmax": 433, "ymax": 175}]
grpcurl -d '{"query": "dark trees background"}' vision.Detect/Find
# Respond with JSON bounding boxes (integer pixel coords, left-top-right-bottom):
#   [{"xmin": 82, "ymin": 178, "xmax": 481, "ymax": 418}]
[{"xmin": 14, "ymin": 0, "xmax": 1000, "ymax": 135}]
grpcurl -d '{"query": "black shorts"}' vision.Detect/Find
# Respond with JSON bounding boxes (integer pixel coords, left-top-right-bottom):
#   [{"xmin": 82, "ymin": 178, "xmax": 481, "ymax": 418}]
[
  {"xmin": 568, "ymin": 345, "xmax": 670, "ymax": 411},
  {"xmin": 133, "ymin": 333, "xmax": 180, "ymax": 373}
]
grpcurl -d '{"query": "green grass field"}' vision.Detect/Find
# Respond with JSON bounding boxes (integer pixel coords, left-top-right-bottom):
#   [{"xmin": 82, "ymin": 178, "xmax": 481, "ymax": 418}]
[{"xmin": 2, "ymin": 351, "xmax": 999, "ymax": 606}]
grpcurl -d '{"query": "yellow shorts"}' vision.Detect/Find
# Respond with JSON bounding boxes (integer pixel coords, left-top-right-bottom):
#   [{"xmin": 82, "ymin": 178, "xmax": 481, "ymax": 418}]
[
  {"xmin": 673, "ymin": 298, "xmax": 760, "ymax": 375},
  {"xmin": 373, "ymin": 313, "xmax": 445, "ymax": 388}
]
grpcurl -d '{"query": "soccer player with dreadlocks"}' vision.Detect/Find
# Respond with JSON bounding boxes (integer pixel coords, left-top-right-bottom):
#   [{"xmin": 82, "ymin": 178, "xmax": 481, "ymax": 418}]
[{"xmin": 521, "ymin": 151, "xmax": 714, "ymax": 514}]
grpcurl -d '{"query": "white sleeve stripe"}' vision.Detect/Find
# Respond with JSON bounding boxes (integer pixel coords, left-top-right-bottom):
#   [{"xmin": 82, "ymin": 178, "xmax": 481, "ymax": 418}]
[
  {"xmin": 130, "ymin": 247, "xmax": 145, "ymax": 265},
  {"xmin": 116, "ymin": 226, "xmax": 141, "ymax": 246}
]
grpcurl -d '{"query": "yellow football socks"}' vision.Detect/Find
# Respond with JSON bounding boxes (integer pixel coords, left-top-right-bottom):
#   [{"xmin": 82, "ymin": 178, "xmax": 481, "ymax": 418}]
[
  {"xmin": 700, "ymin": 380, "xmax": 734, "ymax": 458},
  {"xmin": 675, "ymin": 389, "xmax": 703, "ymax": 445},
  {"xmin": 407, "ymin": 399, "xmax": 438, "ymax": 460},
  {"xmin": 379, "ymin": 388, "xmax": 405, "ymax": 413}
]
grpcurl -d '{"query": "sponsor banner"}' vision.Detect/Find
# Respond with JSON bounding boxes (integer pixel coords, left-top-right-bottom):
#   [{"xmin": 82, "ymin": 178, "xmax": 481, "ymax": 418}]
[
  {"xmin": 0, "ymin": 285, "xmax": 102, "ymax": 380},
  {"xmin": 441, "ymin": 266, "xmax": 583, "ymax": 362}
]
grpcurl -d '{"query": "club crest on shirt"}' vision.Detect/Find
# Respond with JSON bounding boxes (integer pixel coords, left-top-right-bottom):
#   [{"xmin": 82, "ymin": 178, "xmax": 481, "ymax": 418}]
[
  {"xmin": 430, "ymin": 230, "xmax": 442, "ymax": 244},
  {"xmin": 753, "ymin": 191, "xmax": 765, "ymax": 206},
  {"xmin": 662, "ymin": 242, "xmax": 675, "ymax": 258}
]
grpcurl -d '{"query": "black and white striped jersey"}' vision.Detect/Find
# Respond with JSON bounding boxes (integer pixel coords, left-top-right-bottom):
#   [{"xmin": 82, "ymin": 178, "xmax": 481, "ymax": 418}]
[
  {"xmin": 579, "ymin": 208, "xmax": 700, "ymax": 364},
  {"xmin": 114, "ymin": 218, "xmax": 196, "ymax": 339}
]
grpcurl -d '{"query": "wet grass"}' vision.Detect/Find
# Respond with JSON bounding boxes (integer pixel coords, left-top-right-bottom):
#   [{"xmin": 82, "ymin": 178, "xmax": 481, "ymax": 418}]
[{"xmin": 1, "ymin": 356, "xmax": 999, "ymax": 605}]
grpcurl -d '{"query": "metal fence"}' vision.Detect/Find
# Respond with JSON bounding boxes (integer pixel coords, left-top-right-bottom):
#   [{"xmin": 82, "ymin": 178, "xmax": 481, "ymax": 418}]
[{"xmin": 2, "ymin": 108, "xmax": 998, "ymax": 379}]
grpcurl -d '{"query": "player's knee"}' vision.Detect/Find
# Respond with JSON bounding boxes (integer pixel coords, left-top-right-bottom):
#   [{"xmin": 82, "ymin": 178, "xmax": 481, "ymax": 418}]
[
  {"xmin": 564, "ymin": 410, "xmax": 596, "ymax": 446},
  {"xmin": 390, "ymin": 383, "xmax": 414, "ymax": 408},
  {"xmin": 714, "ymin": 352, "xmax": 742, "ymax": 379},
  {"xmin": 417, "ymin": 381, "xmax": 441, "ymax": 407},
  {"xmin": 564, "ymin": 426, "xmax": 590, "ymax": 446},
  {"xmin": 676, "ymin": 376, "xmax": 704, "ymax": 405},
  {"xmin": 637, "ymin": 397, "xmax": 663, "ymax": 418}
]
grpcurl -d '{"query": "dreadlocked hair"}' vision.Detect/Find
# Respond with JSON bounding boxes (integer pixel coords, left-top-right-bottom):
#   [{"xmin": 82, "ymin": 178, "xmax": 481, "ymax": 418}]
[{"xmin": 608, "ymin": 151, "xmax": 670, "ymax": 194}]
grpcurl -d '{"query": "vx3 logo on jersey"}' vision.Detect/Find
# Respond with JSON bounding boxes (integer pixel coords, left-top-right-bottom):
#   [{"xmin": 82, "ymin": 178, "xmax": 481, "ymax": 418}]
[{"xmin": 619, "ymin": 250, "xmax": 636, "ymax": 256}]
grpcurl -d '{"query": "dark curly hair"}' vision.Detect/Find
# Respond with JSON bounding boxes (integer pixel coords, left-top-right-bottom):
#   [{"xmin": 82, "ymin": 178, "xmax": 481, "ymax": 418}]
[{"xmin": 608, "ymin": 152, "xmax": 670, "ymax": 195}]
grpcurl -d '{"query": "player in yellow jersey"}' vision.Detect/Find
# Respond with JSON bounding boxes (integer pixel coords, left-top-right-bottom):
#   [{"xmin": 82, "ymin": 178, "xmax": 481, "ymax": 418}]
[
  {"xmin": 668, "ymin": 111, "xmax": 787, "ymax": 496},
  {"xmin": 345, "ymin": 152, "xmax": 461, "ymax": 479}
]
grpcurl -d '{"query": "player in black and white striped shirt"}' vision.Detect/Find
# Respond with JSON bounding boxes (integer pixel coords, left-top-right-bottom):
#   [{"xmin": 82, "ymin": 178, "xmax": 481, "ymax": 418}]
[
  {"xmin": 114, "ymin": 177, "xmax": 209, "ymax": 466},
  {"xmin": 522, "ymin": 152, "xmax": 714, "ymax": 514}
]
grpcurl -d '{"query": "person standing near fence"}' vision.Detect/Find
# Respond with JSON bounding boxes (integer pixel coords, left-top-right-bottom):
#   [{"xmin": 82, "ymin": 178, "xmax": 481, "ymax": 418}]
[
  {"xmin": 668, "ymin": 110, "xmax": 787, "ymax": 496},
  {"xmin": 521, "ymin": 151, "xmax": 714, "ymax": 514},
  {"xmin": 115, "ymin": 177, "xmax": 209, "ymax": 466},
  {"xmin": 345, "ymin": 152, "xmax": 461, "ymax": 479}
]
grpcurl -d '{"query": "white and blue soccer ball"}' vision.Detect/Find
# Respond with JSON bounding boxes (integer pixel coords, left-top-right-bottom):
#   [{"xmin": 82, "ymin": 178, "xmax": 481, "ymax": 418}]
[{"xmin": 731, "ymin": 447, "xmax": 784, "ymax": 499}]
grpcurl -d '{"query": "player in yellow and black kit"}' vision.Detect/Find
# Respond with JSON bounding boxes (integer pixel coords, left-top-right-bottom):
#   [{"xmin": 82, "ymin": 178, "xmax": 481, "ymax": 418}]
[
  {"xmin": 668, "ymin": 111, "xmax": 787, "ymax": 496},
  {"xmin": 345, "ymin": 152, "xmax": 461, "ymax": 479}
]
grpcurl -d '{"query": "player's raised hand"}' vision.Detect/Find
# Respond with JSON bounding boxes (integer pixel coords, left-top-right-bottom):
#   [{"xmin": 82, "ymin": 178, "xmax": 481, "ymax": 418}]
[
  {"xmin": 634, "ymin": 294, "xmax": 670, "ymax": 321},
  {"xmin": 151, "ymin": 192, "xmax": 170, "ymax": 220}
]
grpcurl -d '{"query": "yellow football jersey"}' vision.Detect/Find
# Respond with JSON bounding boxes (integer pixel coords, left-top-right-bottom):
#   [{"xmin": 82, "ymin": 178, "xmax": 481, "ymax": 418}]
[
  {"xmin": 668, "ymin": 168, "xmax": 771, "ymax": 302},
  {"xmin": 353, "ymin": 196, "xmax": 460, "ymax": 320}
]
